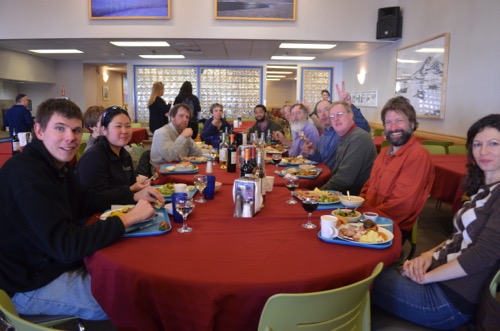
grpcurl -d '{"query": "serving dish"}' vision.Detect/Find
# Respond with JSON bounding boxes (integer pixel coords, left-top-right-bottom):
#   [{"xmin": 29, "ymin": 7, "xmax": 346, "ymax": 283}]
[
  {"xmin": 159, "ymin": 163, "xmax": 199, "ymax": 174},
  {"xmin": 278, "ymin": 166, "xmax": 322, "ymax": 179}
]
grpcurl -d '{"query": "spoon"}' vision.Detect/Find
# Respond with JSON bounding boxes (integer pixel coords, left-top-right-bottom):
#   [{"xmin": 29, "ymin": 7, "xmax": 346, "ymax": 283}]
[{"xmin": 347, "ymin": 190, "xmax": 351, "ymax": 201}]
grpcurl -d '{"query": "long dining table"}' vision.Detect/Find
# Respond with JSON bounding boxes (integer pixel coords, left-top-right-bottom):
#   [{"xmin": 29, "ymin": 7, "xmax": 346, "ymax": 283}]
[
  {"xmin": 85, "ymin": 163, "xmax": 402, "ymax": 331},
  {"xmin": 430, "ymin": 154, "xmax": 467, "ymax": 212}
]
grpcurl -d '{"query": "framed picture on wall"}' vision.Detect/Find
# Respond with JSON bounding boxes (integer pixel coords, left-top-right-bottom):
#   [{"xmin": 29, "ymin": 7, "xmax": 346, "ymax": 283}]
[
  {"xmin": 215, "ymin": 0, "xmax": 296, "ymax": 21},
  {"xmin": 102, "ymin": 86, "xmax": 110, "ymax": 101},
  {"xmin": 89, "ymin": 0, "xmax": 171, "ymax": 20},
  {"xmin": 395, "ymin": 33, "xmax": 450, "ymax": 119}
]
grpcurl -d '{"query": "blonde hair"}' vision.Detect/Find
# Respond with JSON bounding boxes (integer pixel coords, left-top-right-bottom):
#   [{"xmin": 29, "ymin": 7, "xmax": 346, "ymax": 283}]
[{"xmin": 148, "ymin": 82, "xmax": 164, "ymax": 106}]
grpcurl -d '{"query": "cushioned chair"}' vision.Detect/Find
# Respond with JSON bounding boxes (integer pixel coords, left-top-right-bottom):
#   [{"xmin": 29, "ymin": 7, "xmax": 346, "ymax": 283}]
[
  {"xmin": 372, "ymin": 128, "xmax": 384, "ymax": 137},
  {"xmin": 423, "ymin": 145, "xmax": 446, "ymax": 154},
  {"xmin": 257, "ymin": 262, "xmax": 384, "ymax": 331},
  {"xmin": 76, "ymin": 142, "xmax": 86, "ymax": 161},
  {"xmin": 131, "ymin": 122, "xmax": 141, "ymax": 128},
  {"xmin": 448, "ymin": 145, "xmax": 467, "ymax": 154},
  {"xmin": 0, "ymin": 289, "xmax": 84, "ymax": 331},
  {"xmin": 381, "ymin": 140, "xmax": 391, "ymax": 149},
  {"xmin": 422, "ymin": 140, "xmax": 453, "ymax": 154}
]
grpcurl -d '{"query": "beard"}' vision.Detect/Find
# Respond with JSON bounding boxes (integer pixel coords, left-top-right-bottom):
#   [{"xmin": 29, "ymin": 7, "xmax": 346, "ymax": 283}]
[
  {"xmin": 256, "ymin": 116, "xmax": 266, "ymax": 123},
  {"xmin": 385, "ymin": 128, "xmax": 412, "ymax": 147},
  {"xmin": 291, "ymin": 120, "xmax": 307, "ymax": 134}
]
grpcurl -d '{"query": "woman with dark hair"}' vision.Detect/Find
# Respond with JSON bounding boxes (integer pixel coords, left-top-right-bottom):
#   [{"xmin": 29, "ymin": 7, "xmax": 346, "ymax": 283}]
[
  {"xmin": 148, "ymin": 81, "xmax": 171, "ymax": 133},
  {"xmin": 77, "ymin": 106, "xmax": 149, "ymax": 193},
  {"xmin": 372, "ymin": 114, "xmax": 500, "ymax": 329},
  {"xmin": 174, "ymin": 81, "xmax": 201, "ymax": 140},
  {"xmin": 200, "ymin": 103, "xmax": 231, "ymax": 143}
]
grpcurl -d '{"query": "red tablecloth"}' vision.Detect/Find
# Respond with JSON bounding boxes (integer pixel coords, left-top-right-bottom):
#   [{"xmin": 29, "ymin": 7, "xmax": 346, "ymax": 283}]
[
  {"xmin": 155, "ymin": 161, "xmax": 331, "ymax": 190},
  {"xmin": 129, "ymin": 128, "xmax": 149, "ymax": 145},
  {"xmin": 85, "ymin": 186, "xmax": 401, "ymax": 331},
  {"xmin": 430, "ymin": 154, "xmax": 467, "ymax": 212}
]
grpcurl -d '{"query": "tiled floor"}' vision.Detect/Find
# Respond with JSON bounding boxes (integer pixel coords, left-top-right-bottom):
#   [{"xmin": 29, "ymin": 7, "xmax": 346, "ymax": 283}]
[{"xmin": 372, "ymin": 197, "xmax": 456, "ymax": 331}]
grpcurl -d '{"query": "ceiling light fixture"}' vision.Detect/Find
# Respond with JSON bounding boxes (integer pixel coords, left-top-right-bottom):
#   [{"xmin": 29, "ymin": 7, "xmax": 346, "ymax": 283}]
[
  {"xmin": 271, "ymin": 56, "xmax": 315, "ymax": 61},
  {"xmin": 266, "ymin": 71, "xmax": 293, "ymax": 74},
  {"xmin": 416, "ymin": 48, "xmax": 444, "ymax": 53},
  {"xmin": 139, "ymin": 55, "xmax": 185, "ymax": 59},
  {"xmin": 279, "ymin": 43, "xmax": 336, "ymax": 49},
  {"xmin": 266, "ymin": 65, "xmax": 297, "ymax": 69},
  {"xmin": 111, "ymin": 41, "xmax": 170, "ymax": 47},
  {"xmin": 267, "ymin": 75, "xmax": 286, "ymax": 78},
  {"xmin": 266, "ymin": 78, "xmax": 280, "ymax": 81},
  {"xmin": 397, "ymin": 59, "xmax": 422, "ymax": 64},
  {"xmin": 29, "ymin": 49, "xmax": 83, "ymax": 54}
]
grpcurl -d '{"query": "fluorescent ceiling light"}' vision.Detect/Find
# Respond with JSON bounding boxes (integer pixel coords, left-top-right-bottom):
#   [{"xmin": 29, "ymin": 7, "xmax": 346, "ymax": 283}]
[
  {"xmin": 266, "ymin": 78, "xmax": 280, "ymax": 81},
  {"xmin": 416, "ymin": 48, "xmax": 444, "ymax": 53},
  {"xmin": 266, "ymin": 71, "xmax": 293, "ymax": 74},
  {"xmin": 139, "ymin": 55, "xmax": 185, "ymax": 59},
  {"xmin": 267, "ymin": 75, "xmax": 286, "ymax": 78},
  {"xmin": 29, "ymin": 49, "xmax": 83, "ymax": 54},
  {"xmin": 111, "ymin": 41, "xmax": 170, "ymax": 47},
  {"xmin": 397, "ymin": 59, "xmax": 423, "ymax": 64},
  {"xmin": 271, "ymin": 56, "xmax": 315, "ymax": 61},
  {"xmin": 279, "ymin": 43, "xmax": 336, "ymax": 49},
  {"xmin": 266, "ymin": 65, "xmax": 297, "ymax": 69}
]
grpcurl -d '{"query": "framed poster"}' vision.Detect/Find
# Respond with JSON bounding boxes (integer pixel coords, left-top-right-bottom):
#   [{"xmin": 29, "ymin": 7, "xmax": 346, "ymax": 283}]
[
  {"xmin": 215, "ymin": 0, "xmax": 296, "ymax": 21},
  {"xmin": 102, "ymin": 86, "xmax": 110, "ymax": 101},
  {"xmin": 89, "ymin": 0, "xmax": 170, "ymax": 20},
  {"xmin": 395, "ymin": 33, "xmax": 450, "ymax": 119},
  {"xmin": 351, "ymin": 90, "xmax": 378, "ymax": 107}
]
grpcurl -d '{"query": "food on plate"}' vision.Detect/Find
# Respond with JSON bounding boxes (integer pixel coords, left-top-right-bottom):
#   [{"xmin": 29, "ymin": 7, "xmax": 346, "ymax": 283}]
[
  {"xmin": 175, "ymin": 162, "xmax": 196, "ymax": 171},
  {"xmin": 266, "ymin": 145, "xmax": 286, "ymax": 153},
  {"xmin": 280, "ymin": 156, "xmax": 311, "ymax": 165},
  {"xmin": 158, "ymin": 221, "xmax": 170, "ymax": 231},
  {"xmin": 362, "ymin": 219, "xmax": 378, "ymax": 232},
  {"xmin": 294, "ymin": 188, "xmax": 340, "ymax": 203},
  {"xmin": 107, "ymin": 206, "xmax": 132, "ymax": 218},
  {"xmin": 338, "ymin": 224, "xmax": 387, "ymax": 243},
  {"xmin": 155, "ymin": 183, "xmax": 175, "ymax": 196},
  {"xmin": 181, "ymin": 156, "xmax": 207, "ymax": 163},
  {"xmin": 282, "ymin": 167, "xmax": 318, "ymax": 177},
  {"xmin": 334, "ymin": 208, "xmax": 359, "ymax": 217},
  {"xmin": 154, "ymin": 200, "xmax": 164, "ymax": 209}
]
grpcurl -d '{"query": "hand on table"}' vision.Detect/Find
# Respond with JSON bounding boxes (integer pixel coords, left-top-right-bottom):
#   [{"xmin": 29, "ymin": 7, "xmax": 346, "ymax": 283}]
[
  {"xmin": 120, "ymin": 199, "xmax": 156, "ymax": 227},
  {"xmin": 134, "ymin": 185, "xmax": 164, "ymax": 206}
]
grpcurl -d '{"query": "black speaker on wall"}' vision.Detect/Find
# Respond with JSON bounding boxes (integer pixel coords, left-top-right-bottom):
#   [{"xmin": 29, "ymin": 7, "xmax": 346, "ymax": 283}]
[{"xmin": 376, "ymin": 6, "xmax": 402, "ymax": 40}]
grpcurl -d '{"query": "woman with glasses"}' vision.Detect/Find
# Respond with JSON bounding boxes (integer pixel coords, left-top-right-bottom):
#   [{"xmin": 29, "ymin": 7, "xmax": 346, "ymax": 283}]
[{"xmin": 77, "ymin": 106, "xmax": 149, "ymax": 192}]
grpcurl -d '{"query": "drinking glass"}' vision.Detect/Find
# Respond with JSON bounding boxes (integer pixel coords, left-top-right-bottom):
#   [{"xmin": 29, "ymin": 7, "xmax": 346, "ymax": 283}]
[
  {"xmin": 194, "ymin": 174, "xmax": 208, "ymax": 203},
  {"xmin": 271, "ymin": 153, "xmax": 282, "ymax": 174},
  {"xmin": 175, "ymin": 197, "xmax": 195, "ymax": 233},
  {"xmin": 209, "ymin": 147, "xmax": 218, "ymax": 164},
  {"xmin": 301, "ymin": 197, "xmax": 319, "ymax": 229},
  {"xmin": 284, "ymin": 176, "xmax": 299, "ymax": 204}
]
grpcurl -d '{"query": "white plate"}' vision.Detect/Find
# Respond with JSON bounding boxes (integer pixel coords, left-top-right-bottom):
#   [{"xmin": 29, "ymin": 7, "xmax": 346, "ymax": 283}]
[
  {"xmin": 337, "ymin": 224, "xmax": 393, "ymax": 244},
  {"xmin": 100, "ymin": 205, "xmax": 135, "ymax": 220},
  {"xmin": 165, "ymin": 203, "xmax": 173, "ymax": 215}
]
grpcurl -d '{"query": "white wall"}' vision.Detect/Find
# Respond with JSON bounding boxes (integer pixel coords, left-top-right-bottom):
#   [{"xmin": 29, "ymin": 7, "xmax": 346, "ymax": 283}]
[{"xmin": 344, "ymin": 0, "xmax": 500, "ymax": 137}]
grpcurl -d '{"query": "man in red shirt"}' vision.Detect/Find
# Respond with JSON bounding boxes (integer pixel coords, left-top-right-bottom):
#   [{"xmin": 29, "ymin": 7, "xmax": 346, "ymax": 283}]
[{"xmin": 360, "ymin": 96, "xmax": 435, "ymax": 242}]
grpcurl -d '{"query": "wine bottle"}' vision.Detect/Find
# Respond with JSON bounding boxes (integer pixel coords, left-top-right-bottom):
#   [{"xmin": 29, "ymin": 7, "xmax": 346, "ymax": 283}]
[
  {"xmin": 253, "ymin": 149, "xmax": 266, "ymax": 207},
  {"xmin": 219, "ymin": 132, "xmax": 228, "ymax": 169},
  {"xmin": 11, "ymin": 128, "xmax": 20, "ymax": 154},
  {"xmin": 240, "ymin": 148, "xmax": 254, "ymax": 177},
  {"xmin": 265, "ymin": 129, "xmax": 272, "ymax": 145},
  {"xmin": 227, "ymin": 134, "xmax": 237, "ymax": 173}
]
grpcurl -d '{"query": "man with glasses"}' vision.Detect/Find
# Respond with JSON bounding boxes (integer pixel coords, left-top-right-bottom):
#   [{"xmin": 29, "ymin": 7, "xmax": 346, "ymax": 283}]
[
  {"xmin": 4, "ymin": 94, "xmax": 34, "ymax": 137},
  {"xmin": 360, "ymin": 96, "xmax": 434, "ymax": 242},
  {"xmin": 273, "ymin": 103, "xmax": 320, "ymax": 157},
  {"xmin": 150, "ymin": 103, "xmax": 203, "ymax": 166},
  {"xmin": 320, "ymin": 101, "xmax": 377, "ymax": 195}
]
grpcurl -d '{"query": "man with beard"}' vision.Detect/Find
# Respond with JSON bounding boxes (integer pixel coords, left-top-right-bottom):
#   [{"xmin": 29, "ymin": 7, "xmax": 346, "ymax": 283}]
[
  {"xmin": 273, "ymin": 103, "xmax": 320, "ymax": 157},
  {"xmin": 320, "ymin": 101, "xmax": 376, "ymax": 195},
  {"xmin": 150, "ymin": 103, "xmax": 203, "ymax": 166},
  {"xmin": 360, "ymin": 96, "xmax": 434, "ymax": 242},
  {"xmin": 247, "ymin": 104, "xmax": 283, "ymax": 138}
]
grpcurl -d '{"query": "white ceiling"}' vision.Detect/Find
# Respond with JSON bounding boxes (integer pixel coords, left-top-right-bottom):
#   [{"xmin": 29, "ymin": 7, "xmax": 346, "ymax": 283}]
[{"xmin": 0, "ymin": 38, "xmax": 389, "ymax": 80}]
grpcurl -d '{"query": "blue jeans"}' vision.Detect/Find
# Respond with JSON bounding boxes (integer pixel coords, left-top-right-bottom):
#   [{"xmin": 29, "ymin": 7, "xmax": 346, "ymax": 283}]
[
  {"xmin": 372, "ymin": 267, "xmax": 472, "ymax": 330},
  {"xmin": 12, "ymin": 267, "xmax": 107, "ymax": 320}
]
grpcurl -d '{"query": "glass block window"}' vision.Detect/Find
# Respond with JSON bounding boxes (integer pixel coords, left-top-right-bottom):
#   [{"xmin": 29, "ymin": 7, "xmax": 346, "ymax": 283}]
[
  {"xmin": 134, "ymin": 65, "xmax": 263, "ymax": 122},
  {"xmin": 300, "ymin": 67, "xmax": 334, "ymax": 108}
]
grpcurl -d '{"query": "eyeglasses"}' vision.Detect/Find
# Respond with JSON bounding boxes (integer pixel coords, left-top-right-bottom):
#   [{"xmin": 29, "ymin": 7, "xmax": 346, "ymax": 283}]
[{"xmin": 329, "ymin": 112, "xmax": 346, "ymax": 119}]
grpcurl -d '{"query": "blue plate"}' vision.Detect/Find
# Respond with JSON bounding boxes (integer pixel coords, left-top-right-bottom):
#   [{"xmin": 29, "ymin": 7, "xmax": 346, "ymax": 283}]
[
  {"xmin": 124, "ymin": 208, "xmax": 172, "ymax": 238},
  {"xmin": 152, "ymin": 185, "xmax": 197, "ymax": 202},
  {"xmin": 318, "ymin": 217, "xmax": 394, "ymax": 249},
  {"xmin": 159, "ymin": 163, "xmax": 199, "ymax": 174},
  {"xmin": 278, "ymin": 166, "xmax": 322, "ymax": 179}
]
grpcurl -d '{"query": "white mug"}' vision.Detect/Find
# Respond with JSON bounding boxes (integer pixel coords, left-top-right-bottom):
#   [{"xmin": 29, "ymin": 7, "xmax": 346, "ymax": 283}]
[
  {"xmin": 174, "ymin": 183, "xmax": 187, "ymax": 193},
  {"xmin": 320, "ymin": 215, "xmax": 339, "ymax": 239}
]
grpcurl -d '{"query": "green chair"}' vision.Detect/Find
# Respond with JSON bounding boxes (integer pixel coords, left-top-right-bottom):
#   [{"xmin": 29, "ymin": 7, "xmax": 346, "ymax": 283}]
[
  {"xmin": 76, "ymin": 142, "xmax": 86, "ymax": 161},
  {"xmin": 423, "ymin": 145, "xmax": 447, "ymax": 154},
  {"xmin": 373, "ymin": 128, "xmax": 384, "ymax": 137},
  {"xmin": 422, "ymin": 141, "xmax": 453, "ymax": 154},
  {"xmin": 131, "ymin": 122, "xmax": 141, "ymax": 128},
  {"xmin": 81, "ymin": 132, "xmax": 90, "ymax": 144},
  {"xmin": 406, "ymin": 218, "xmax": 419, "ymax": 261},
  {"xmin": 448, "ymin": 145, "xmax": 467, "ymax": 154},
  {"xmin": 381, "ymin": 140, "xmax": 391, "ymax": 149},
  {"xmin": 0, "ymin": 289, "xmax": 84, "ymax": 331},
  {"xmin": 257, "ymin": 262, "xmax": 384, "ymax": 331}
]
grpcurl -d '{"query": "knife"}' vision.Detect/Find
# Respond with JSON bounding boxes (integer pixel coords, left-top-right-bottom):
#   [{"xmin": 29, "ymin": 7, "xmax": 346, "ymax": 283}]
[{"xmin": 125, "ymin": 221, "xmax": 157, "ymax": 234}]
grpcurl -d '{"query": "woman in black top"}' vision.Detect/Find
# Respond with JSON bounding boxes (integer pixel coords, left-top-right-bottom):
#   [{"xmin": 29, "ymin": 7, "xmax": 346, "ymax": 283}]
[
  {"xmin": 174, "ymin": 81, "xmax": 201, "ymax": 140},
  {"xmin": 148, "ymin": 82, "xmax": 171, "ymax": 133}
]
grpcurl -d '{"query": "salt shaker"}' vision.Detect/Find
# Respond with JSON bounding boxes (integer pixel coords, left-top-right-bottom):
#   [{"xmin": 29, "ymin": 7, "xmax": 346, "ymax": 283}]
[{"xmin": 206, "ymin": 159, "xmax": 213, "ymax": 173}]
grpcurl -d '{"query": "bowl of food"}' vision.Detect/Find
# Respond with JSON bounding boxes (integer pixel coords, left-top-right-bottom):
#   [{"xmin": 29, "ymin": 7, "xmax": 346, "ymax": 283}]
[
  {"xmin": 214, "ymin": 181, "xmax": 222, "ymax": 192},
  {"xmin": 339, "ymin": 195, "xmax": 364, "ymax": 208},
  {"xmin": 332, "ymin": 208, "xmax": 362, "ymax": 223},
  {"xmin": 299, "ymin": 164, "xmax": 316, "ymax": 171}
]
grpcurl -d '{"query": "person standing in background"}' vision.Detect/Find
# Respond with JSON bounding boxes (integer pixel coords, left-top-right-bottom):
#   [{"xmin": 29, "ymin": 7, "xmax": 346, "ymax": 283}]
[
  {"xmin": 5, "ymin": 94, "xmax": 34, "ymax": 137},
  {"xmin": 148, "ymin": 82, "xmax": 171, "ymax": 134},
  {"xmin": 174, "ymin": 81, "xmax": 201, "ymax": 140}
]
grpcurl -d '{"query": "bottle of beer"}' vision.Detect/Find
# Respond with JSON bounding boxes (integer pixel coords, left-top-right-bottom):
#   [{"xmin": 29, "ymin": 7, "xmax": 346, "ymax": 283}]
[
  {"xmin": 11, "ymin": 128, "xmax": 20, "ymax": 155},
  {"xmin": 227, "ymin": 134, "xmax": 237, "ymax": 173}
]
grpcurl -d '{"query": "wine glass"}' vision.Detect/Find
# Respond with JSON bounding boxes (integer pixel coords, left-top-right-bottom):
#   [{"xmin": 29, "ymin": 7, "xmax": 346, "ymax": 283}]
[
  {"xmin": 284, "ymin": 176, "xmax": 299, "ymax": 204},
  {"xmin": 176, "ymin": 197, "xmax": 195, "ymax": 233},
  {"xmin": 301, "ymin": 197, "xmax": 319, "ymax": 229},
  {"xmin": 209, "ymin": 147, "xmax": 218, "ymax": 164},
  {"xmin": 193, "ymin": 174, "xmax": 208, "ymax": 203},
  {"xmin": 271, "ymin": 153, "xmax": 282, "ymax": 174}
]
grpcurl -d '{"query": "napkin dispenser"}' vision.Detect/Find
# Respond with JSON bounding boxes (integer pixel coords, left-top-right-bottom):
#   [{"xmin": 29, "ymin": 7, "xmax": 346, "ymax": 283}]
[{"xmin": 232, "ymin": 176, "xmax": 263, "ymax": 218}]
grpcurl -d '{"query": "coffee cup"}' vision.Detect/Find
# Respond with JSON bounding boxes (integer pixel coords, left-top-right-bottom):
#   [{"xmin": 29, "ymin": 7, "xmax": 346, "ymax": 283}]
[
  {"xmin": 174, "ymin": 183, "xmax": 187, "ymax": 193},
  {"xmin": 363, "ymin": 212, "xmax": 378, "ymax": 221},
  {"xmin": 320, "ymin": 215, "xmax": 339, "ymax": 239}
]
